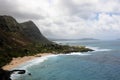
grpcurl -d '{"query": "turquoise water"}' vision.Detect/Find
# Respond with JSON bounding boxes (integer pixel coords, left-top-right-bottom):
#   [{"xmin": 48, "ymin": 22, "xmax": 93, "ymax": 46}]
[{"xmin": 13, "ymin": 40, "xmax": 120, "ymax": 80}]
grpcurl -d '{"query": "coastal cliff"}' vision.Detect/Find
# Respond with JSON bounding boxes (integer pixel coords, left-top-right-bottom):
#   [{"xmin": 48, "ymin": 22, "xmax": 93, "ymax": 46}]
[
  {"xmin": 0, "ymin": 15, "xmax": 52, "ymax": 67},
  {"xmin": 0, "ymin": 15, "xmax": 93, "ymax": 68}
]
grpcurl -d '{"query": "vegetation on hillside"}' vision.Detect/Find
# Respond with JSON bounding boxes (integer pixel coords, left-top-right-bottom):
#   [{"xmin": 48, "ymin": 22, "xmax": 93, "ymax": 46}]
[
  {"xmin": 0, "ymin": 15, "xmax": 93, "ymax": 68},
  {"xmin": 0, "ymin": 43, "xmax": 93, "ymax": 67}
]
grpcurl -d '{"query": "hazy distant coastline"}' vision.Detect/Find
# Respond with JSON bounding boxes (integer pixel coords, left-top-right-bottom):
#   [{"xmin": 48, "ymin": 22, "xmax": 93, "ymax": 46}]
[{"xmin": 50, "ymin": 38, "xmax": 99, "ymax": 41}]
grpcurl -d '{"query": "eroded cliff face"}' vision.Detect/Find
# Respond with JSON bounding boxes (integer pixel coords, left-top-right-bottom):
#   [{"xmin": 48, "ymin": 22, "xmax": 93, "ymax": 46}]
[
  {"xmin": 0, "ymin": 16, "xmax": 21, "ymax": 32},
  {"xmin": 20, "ymin": 21, "xmax": 52, "ymax": 44},
  {"xmin": 0, "ymin": 16, "xmax": 30, "ymax": 49}
]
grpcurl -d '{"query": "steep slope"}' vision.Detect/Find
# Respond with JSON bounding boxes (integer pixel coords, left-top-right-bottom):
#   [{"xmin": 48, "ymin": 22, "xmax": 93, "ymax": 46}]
[
  {"xmin": 0, "ymin": 15, "xmax": 32, "ymax": 67},
  {"xmin": 20, "ymin": 21, "xmax": 52, "ymax": 44},
  {"xmin": 0, "ymin": 16, "xmax": 21, "ymax": 32},
  {"xmin": 0, "ymin": 15, "xmax": 52, "ymax": 67},
  {"xmin": 0, "ymin": 15, "xmax": 52, "ymax": 50},
  {"xmin": 0, "ymin": 16, "xmax": 31, "ymax": 49}
]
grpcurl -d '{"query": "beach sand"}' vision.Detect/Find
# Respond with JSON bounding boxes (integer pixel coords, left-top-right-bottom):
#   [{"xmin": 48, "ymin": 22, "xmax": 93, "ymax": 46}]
[{"xmin": 2, "ymin": 53, "xmax": 52, "ymax": 70}]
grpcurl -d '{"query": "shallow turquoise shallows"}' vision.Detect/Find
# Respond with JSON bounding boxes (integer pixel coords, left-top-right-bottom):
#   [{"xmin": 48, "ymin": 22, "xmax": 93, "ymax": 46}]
[{"xmin": 12, "ymin": 40, "xmax": 120, "ymax": 80}]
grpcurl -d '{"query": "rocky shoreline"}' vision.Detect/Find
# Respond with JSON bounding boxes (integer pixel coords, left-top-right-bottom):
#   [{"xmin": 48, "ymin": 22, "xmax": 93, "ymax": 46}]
[
  {"xmin": 0, "ymin": 69, "xmax": 26, "ymax": 80},
  {"xmin": 1, "ymin": 47, "xmax": 93, "ymax": 80}
]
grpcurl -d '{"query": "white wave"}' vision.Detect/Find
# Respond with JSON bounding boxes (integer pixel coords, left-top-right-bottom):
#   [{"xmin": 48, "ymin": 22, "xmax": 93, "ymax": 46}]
[
  {"xmin": 86, "ymin": 46, "xmax": 111, "ymax": 52},
  {"xmin": 10, "ymin": 51, "xmax": 93, "ymax": 79},
  {"xmin": 11, "ymin": 54, "xmax": 58, "ymax": 80},
  {"xmin": 65, "ymin": 52, "xmax": 91, "ymax": 56},
  {"xmin": 16, "ymin": 55, "xmax": 58, "ymax": 70},
  {"xmin": 11, "ymin": 52, "xmax": 90, "ymax": 70}
]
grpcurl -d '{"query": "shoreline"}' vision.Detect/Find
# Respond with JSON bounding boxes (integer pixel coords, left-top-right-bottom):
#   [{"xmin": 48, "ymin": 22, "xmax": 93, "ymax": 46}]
[
  {"xmin": 2, "ymin": 53, "xmax": 52, "ymax": 70},
  {"xmin": 2, "ymin": 46, "xmax": 94, "ymax": 71}
]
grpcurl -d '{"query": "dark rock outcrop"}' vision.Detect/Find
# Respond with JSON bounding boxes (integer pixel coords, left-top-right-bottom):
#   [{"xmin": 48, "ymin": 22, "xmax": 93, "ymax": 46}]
[
  {"xmin": 0, "ymin": 69, "xmax": 26, "ymax": 80},
  {"xmin": 0, "ymin": 16, "xmax": 52, "ymax": 79}
]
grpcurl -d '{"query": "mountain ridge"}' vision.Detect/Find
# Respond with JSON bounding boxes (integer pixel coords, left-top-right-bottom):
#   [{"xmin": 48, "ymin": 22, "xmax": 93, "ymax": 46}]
[
  {"xmin": 0, "ymin": 15, "xmax": 93, "ymax": 68},
  {"xmin": 20, "ymin": 20, "xmax": 52, "ymax": 44},
  {"xmin": 0, "ymin": 15, "xmax": 52, "ymax": 67}
]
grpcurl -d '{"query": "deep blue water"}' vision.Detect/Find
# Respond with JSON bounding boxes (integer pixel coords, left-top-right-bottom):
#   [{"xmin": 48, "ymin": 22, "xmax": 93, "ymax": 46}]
[{"xmin": 13, "ymin": 40, "xmax": 120, "ymax": 80}]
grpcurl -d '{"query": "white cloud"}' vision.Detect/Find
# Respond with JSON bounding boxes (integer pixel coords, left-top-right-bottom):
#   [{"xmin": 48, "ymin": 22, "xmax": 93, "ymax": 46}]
[{"xmin": 0, "ymin": 0, "xmax": 120, "ymax": 40}]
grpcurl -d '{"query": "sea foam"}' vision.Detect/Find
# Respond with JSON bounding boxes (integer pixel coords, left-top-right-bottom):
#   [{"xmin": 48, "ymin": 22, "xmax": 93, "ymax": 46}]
[
  {"xmin": 65, "ymin": 52, "xmax": 91, "ymax": 56},
  {"xmin": 11, "ymin": 54, "xmax": 58, "ymax": 80},
  {"xmin": 86, "ymin": 46, "xmax": 111, "ymax": 52},
  {"xmin": 18, "ymin": 55, "xmax": 58, "ymax": 70},
  {"xmin": 11, "ymin": 51, "xmax": 92, "ymax": 79}
]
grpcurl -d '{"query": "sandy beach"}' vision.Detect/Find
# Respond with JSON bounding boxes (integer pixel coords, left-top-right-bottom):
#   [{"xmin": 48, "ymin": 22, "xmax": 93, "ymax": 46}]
[{"xmin": 2, "ymin": 53, "xmax": 52, "ymax": 70}]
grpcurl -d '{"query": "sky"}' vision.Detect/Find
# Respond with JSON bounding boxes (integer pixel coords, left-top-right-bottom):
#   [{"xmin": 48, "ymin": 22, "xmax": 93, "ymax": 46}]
[{"xmin": 0, "ymin": 0, "xmax": 120, "ymax": 40}]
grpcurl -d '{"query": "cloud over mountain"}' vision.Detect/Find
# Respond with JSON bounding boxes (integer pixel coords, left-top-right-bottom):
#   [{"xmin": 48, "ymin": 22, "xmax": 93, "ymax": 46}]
[{"xmin": 0, "ymin": 0, "xmax": 120, "ymax": 40}]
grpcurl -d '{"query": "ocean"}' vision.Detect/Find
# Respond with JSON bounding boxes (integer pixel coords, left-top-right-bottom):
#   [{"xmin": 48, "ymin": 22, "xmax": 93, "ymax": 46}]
[{"xmin": 11, "ymin": 40, "xmax": 120, "ymax": 80}]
